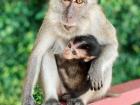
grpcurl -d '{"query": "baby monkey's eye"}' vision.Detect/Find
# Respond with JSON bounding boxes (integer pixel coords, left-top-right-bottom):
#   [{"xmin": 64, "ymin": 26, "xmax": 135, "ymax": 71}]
[
  {"xmin": 75, "ymin": 0, "xmax": 84, "ymax": 4},
  {"xmin": 68, "ymin": 43, "xmax": 71, "ymax": 48}
]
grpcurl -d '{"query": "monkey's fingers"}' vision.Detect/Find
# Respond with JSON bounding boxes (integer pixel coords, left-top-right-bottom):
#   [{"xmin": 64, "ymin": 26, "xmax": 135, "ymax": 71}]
[
  {"xmin": 87, "ymin": 75, "xmax": 94, "ymax": 90},
  {"xmin": 88, "ymin": 76, "xmax": 103, "ymax": 91},
  {"xmin": 93, "ymin": 80, "xmax": 103, "ymax": 91}
]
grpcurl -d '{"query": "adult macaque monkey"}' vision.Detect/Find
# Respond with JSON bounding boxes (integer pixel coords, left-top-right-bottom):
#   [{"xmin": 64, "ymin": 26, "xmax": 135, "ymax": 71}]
[{"xmin": 22, "ymin": 0, "xmax": 118, "ymax": 105}]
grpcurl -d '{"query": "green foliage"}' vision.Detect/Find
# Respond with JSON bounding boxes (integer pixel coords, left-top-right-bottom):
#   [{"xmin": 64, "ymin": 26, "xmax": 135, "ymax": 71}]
[
  {"xmin": 0, "ymin": 0, "xmax": 140, "ymax": 105},
  {"xmin": 0, "ymin": 0, "xmax": 46, "ymax": 105},
  {"xmin": 33, "ymin": 86, "xmax": 44, "ymax": 105}
]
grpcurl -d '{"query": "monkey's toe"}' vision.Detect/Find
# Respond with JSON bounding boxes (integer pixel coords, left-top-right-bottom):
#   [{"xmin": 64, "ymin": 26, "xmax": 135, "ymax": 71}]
[
  {"xmin": 23, "ymin": 96, "xmax": 35, "ymax": 105},
  {"xmin": 67, "ymin": 98, "xmax": 84, "ymax": 105},
  {"xmin": 24, "ymin": 100, "xmax": 35, "ymax": 105},
  {"xmin": 45, "ymin": 99, "xmax": 60, "ymax": 105}
]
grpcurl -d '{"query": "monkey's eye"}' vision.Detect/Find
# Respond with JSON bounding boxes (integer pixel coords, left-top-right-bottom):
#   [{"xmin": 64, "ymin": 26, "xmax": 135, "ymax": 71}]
[
  {"xmin": 68, "ymin": 43, "xmax": 71, "ymax": 48},
  {"xmin": 63, "ymin": 0, "xmax": 71, "ymax": 2},
  {"xmin": 75, "ymin": 0, "xmax": 84, "ymax": 4}
]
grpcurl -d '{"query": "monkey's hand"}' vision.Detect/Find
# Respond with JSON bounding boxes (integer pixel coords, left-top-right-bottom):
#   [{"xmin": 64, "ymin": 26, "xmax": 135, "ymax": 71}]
[{"xmin": 88, "ymin": 64, "xmax": 103, "ymax": 91}]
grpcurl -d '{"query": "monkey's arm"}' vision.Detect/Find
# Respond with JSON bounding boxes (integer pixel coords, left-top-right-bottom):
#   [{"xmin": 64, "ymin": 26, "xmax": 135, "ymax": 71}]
[
  {"xmin": 22, "ymin": 21, "xmax": 56, "ymax": 105},
  {"xmin": 89, "ymin": 43, "xmax": 118, "ymax": 90},
  {"xmin": 89, "ymin": 15, "xmax": 118, "ymax": 91}
]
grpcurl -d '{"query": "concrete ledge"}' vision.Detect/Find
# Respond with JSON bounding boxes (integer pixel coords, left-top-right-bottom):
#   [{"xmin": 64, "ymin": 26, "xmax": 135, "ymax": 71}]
[{"xmin": 90, "ymin": 79, "xmax": 140, "ymax": 105}]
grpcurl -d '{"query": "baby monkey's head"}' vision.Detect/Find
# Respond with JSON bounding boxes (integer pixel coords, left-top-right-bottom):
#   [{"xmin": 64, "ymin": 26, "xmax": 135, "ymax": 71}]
[{"xmin": 63, "ymin": 35, "xmax": 101, "ymax": 62}]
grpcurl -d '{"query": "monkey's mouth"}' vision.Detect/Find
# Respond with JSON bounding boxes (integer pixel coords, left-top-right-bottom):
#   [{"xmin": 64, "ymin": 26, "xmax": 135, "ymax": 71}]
[
  {"xmin": 64, "ymin": 25, "xmax": 72, "ymax": 30},
  {"xmin": 64, "ymin": 25, "xmax": 74, "ymax": 31},
  {"xmin": 64, "ymin": 25, "xmax": 75, "ymax": 31}
]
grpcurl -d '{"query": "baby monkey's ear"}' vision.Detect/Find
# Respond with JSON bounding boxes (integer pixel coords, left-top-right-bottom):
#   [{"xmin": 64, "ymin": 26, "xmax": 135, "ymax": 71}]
[{"xmin": 84, "ymin": 56, "xmax": 96, "ymax": 62}]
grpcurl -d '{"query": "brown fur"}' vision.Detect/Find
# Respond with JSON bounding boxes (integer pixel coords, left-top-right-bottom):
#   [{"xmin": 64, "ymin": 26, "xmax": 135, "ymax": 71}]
[{"xmin": 55, "ymin": 54, "xmax": 91, "ymax": 97}]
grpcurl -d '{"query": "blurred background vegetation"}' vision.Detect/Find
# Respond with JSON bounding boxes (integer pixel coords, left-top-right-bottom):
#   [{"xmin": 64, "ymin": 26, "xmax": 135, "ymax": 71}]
[{"xmin": 0, "ymin": 0, "xmax": 140, "ymax": 105}]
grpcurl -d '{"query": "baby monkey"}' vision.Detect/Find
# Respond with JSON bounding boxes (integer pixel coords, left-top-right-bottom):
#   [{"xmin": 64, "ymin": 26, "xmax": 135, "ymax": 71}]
[{"xmin": 55, "ymin": 35, "xmax": 101, "ymax": 99}]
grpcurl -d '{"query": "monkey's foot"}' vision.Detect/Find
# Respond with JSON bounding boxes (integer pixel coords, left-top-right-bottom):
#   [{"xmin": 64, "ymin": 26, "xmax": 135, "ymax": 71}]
[
  {"xmin": 44, "ymin": 99, "xmax": 60, "ymax": 105},
  {"xmin": 23, "ymin": 96, "xmax": 35, "ymax": 105},
  {"xmin": 67, "ymin": 98, "xmax": 84, "ymax": 105},
  {"xmin": 59, "ymin": 93, "xmax": 72, "ymax": 101}
]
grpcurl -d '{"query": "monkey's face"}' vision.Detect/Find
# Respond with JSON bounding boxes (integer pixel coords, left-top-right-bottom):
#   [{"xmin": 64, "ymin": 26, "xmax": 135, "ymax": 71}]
[
  {"xmin": 60, "ymin": 0, "xmax": 97, "ymax": 32},
  {"xmin": 48, "ymin": 0, "xmax": 98, "ymax": 34},
  {"xmin": 63, "ymin": 40, "xmax": 96, "ymax": 62}
]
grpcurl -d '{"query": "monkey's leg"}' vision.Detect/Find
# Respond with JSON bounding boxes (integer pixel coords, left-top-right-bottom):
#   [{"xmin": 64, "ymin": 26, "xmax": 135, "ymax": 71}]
[
  {"xmin": 41, "ymin": 52, "xmax": 62, "ymax": 105},
  {"xmin": 78, "ymin": 67, "xmax": 112, "ymax": 105},
  {"xmin": 67, "ymin": 67, "xmax": 112, "ymax": 105}
]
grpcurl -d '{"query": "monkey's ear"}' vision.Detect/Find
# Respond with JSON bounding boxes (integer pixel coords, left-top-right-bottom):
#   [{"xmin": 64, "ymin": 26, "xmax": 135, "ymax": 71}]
[{"xmin": 84, "ymin": 56, "xmax": 96, "ymax": 62}]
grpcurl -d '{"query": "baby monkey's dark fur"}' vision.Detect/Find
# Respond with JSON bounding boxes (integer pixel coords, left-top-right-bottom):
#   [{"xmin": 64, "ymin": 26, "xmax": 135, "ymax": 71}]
[{"xmin": 55, "ymin": 35, "xmax": 101, "ymax": 99}]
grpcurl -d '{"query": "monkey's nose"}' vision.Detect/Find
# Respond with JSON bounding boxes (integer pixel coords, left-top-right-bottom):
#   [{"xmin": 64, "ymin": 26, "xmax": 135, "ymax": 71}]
[{"xmin": 72, "ymin": 50, "xmax": 77, "ymax": 55}]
